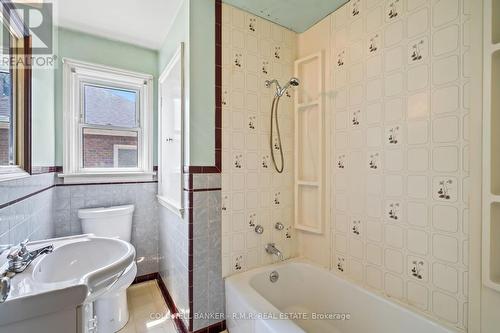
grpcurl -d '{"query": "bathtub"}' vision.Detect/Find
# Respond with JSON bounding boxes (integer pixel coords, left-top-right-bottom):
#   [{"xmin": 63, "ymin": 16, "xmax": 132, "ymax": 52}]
[{"xmin": 225, "ymin": 259, "xmax": 456, "ymax": 333}]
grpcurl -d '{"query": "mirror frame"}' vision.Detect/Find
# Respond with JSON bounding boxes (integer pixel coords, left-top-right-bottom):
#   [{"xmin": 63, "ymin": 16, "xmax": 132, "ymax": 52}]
[{"xmin": 0, "ymin": 0, "xmax": 32, "ymax": 179}]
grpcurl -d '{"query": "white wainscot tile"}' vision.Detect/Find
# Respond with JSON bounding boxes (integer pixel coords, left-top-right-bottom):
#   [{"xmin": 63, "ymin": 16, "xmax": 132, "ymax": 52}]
[
  {"xmin": 407, "ymin": 229, "xmax": 429, "ymax": 255},
  {"xmin": 367, "ymin": 221, "xmax": 383, "ymax": 242},
  {"xmin": 408, "ymin": 91, "xmax": 429, "ymax": 119},
  {"xmin": 349, "ymin": 84, "xmax": 364, "ymax": 105},
  {"xmin": 408, "ymin": 175, "xmax": 428, "ymax": 199},
  {"xmin": 366, "ymin": 54, "xmax": 383, "ymax": 78},
  {"xmin": 432, "ymin": 85, "xmax": 459, "ymax": 114},
  {"xmin": 384, "ymin": 20, "xmax": 404, "ymax": 47},
  {"xmin": 367, "ymin": 127, "xmax": 383, "ymax": 147},
  {"xmin": 385, "ymin": 73, "xmax": 404, "ymax": 97},
  {"xmin": 366, "ymin": 196, "xmax": 382, "ymax": 218},
  {"xmin": 433, "ymin": 56, "xmax": 459, "ymax": 86},
  {"xmin": 366, "ymin": 243, "xmax": 383, "ymax": 265},
  {"xmin": 349, "ymin": 18, "xmax": 364, "ymax": 41},
  {"xmin": 407, "ymin": 8, "xmax": 429, "ymax": 38},
  {"xmin": 350, "ymin": 259, "xmax": 364, "ymax": 282},
  {"xmin": 385, "ymin": 175, "xmax": 403, "ymax": 196},
  {"xmin": 407, "ymin": 120, "xmax": 429, "ymax": 145},
  {"xmin": 433, "ymin": 116, "xmax": 459, "ymax": 143},
  {"xmin": 336, "ymin": 111, "xmax": 349, "ymax": 129},
  {"xmin": 432, "ymin": 291, "xmax": 459, "ymax": 323},
  {"xmin": 335, "ymin": 214, "xmax": 348, "ymax": 233},
  {"xmin": 433, "ymin": 25, "xmax": 459, "ymax": 56},
  {"xmin": 350, "ymin": 41, "xmax": 364, "ymax": 63},
  {"xmin": 350, "ymin": 130, "xmax": 364, "ymax": 148},
  {"xmin": 407, "ymin": 281, "xmax": 429, "ymax": 310},
  {"xmin": 408, "ymin": 148, "xmax": 429, "ymax": 172},
  {"xmin": 407, "ymin": 202, "xmax": 428, "ymax": 227},
  {"xmin": 366, "ymin": 103, "xmax": 382, "ymax": 124},
  {"xmin": 432, "ymin": 146, "xmax": 459, "ymax": 173},
  {"xmin": 433, "ymin": 262, "xmax": 458, "ymax": 293},
  {"xmin": 367, "ymin": 79, "xmax": 383, "ymax": 101},
  {"xmin": 385, "ymin": 248, "xmax": 404, "ymax": 275},
  {"xmin": 432, "ymin": 205, "xmax": 459, "ymax": 232},
  {"xmin": 433, "ymin": 0, "xmax": 459, "ymax": 28},
  {"xmin": 407, "ymin": 64, "xmax": 429, "ymax": 91},
  {"xmin": 408, "ymin": 37, "xmax": 429, "ymax": 64},
  {"xmin": 408, "ymin": 256, "xmax": 428, "ymax": 281},
  {"xmin": 366, "ymin": 6, "xmax": 383, "ymax": 31},
  {"xmin": 349, "ymin": 237, "xmax": 364, "ymax": 259},
  {"xmin": 433, "ymin": 176, "xmax": 458, "ymax": 202},
  {"xmin": 366, "ymin": 266, "xmax": 383, "ymax": 290},
  {"xmin": 385, "ymin": 150, "xmax": 404, "ymax": 171},
  {"xmin": 432, "ymin": 233, "xmax": 459, "ymax": 263},
  {"xmin": 367, "ymin": 174, "xmax": 383, "ymax": 195},
  {"xmin": 385, "ymin": 225, "xmax": 404, "ymax": 249},
  {"xmin": 385, "ymin": 97, "xmax": 404, "ymax": 122},
  {"xmin": 335, "ymin": 234, "xmax": 348, "ymax": 252}
]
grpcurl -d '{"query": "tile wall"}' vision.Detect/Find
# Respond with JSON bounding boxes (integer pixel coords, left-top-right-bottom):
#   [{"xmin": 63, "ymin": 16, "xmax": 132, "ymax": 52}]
[
  {"xmin": 221, "ymin": 4, "xmax": 297, "ymax": 277},
  {"xmin": 329, "ymin": 0, "xmax": 470, "ymax": 330},
  {"xmin": 53, "ymin": 182, "xmax": 160, "ymax": 276},
  {"xmin": 0, "ymin": 174, "xmax": 55, "ymax": 253}
]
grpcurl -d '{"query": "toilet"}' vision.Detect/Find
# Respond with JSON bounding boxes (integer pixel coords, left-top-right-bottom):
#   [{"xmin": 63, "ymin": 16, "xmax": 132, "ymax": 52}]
[{"xmin": 78, "ymin": 204, "xmax": 137, "ymax": 333}]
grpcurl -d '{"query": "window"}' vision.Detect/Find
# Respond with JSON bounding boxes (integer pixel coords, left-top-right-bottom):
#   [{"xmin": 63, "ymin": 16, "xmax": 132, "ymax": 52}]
[{"xmin": 62, "ymin": 59, "xmax": 153, "ymax": 182}]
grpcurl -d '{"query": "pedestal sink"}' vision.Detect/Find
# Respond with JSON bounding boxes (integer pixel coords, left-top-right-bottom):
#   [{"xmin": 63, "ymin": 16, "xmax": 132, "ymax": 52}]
[
  {"xmin": 32, "ymin": 237, "xmax": 135, "ymax": 300},
  {"xmin": 0, "ymin": 234, "xmax": 135, "ymax": 333}
]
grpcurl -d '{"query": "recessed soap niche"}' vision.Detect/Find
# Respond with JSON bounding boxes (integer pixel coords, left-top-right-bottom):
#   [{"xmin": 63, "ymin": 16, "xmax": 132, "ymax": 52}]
[{"xmin": 294, "ymin": 52, "xmax": 324, "ymax": 234}]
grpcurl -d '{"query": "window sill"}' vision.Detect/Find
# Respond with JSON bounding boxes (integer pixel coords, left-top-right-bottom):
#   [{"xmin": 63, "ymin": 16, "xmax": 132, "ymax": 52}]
[
  {"xmin": 58, "ymin": 171, "xmax": 156, "ymax": 184},
  {"xmin": 0, "ymin": 166, "xmax": 30, "ymax": 182}
]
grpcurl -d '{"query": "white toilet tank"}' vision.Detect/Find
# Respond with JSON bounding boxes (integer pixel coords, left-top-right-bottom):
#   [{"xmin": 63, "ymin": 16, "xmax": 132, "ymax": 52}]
[{"xmin": 78, "ymin": 205, "xmax": 134, "ymax": 242}]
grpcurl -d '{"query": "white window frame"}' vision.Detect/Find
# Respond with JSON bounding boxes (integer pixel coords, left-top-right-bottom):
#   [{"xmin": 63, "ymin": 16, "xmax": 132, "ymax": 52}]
[{"xmin": 61, "ymin": 58, "xmax": 154, "ymax": 183}]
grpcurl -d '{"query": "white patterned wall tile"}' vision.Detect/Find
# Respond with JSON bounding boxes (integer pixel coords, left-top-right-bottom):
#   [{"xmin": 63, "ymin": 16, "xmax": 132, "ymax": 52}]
[
  {"xmin": 222, "ymin": 4, "xmax": 296, "ymax": 277},
  {"xmin": 329, "ymin": 0, "xmax": 469, "ymax": 329}
]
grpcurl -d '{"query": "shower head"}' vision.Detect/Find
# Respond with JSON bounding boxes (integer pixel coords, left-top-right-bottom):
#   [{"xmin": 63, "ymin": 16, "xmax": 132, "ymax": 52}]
[{"xmin": 266, "ymin": 77, "xmax": 300, "ymax": 97}]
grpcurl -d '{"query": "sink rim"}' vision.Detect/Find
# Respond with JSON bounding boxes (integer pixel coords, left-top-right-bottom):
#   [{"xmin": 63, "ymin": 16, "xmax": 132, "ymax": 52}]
[{"xmin": 32, "ymin": 236, "xmax": 134, "ymax": 284}]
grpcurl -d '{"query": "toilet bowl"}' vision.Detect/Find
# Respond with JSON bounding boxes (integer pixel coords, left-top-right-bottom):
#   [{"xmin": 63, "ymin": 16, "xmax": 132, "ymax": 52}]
[{"xmin": 78, "ymin": 204, "xmax": 136, "ymax": 332}]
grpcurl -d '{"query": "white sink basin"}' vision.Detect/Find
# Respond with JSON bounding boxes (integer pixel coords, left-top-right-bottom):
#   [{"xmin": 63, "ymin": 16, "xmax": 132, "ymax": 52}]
[
  {"xmin": 0, "ymin": 235, "xmax": 135, "ymax": 328},
  {"xmin": 33, "ymin": 236, "xmax": 135, "ymax": 300}
]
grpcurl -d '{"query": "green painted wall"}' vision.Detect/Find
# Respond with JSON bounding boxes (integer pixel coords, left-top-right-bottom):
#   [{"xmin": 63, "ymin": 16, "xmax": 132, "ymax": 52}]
[
  {"xmin": 54, "ymin": 27, "xmax": 159, "ymax": 165},
  {"xmin": 158, "ymin": 0, "xmax": 215, "ymax": 167},
  {"xmin": 188, "ymin": 0, "xmax": 215, "ymax": 166}
]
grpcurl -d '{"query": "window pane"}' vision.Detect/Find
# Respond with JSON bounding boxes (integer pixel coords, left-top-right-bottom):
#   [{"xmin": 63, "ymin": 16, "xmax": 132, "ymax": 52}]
[
  {"xmin": 84, "ymin": 85, "xmax": 138, "ymax": 128},
  {"xmin": 82, "ymin": 128, "xmax": 138, "ymax": 168}
]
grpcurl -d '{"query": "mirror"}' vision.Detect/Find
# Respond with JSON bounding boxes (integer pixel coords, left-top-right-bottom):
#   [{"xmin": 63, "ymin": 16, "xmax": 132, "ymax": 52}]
[{"xmin": 0, "ymin": 2, "xmax": 32, "ymax": 180}]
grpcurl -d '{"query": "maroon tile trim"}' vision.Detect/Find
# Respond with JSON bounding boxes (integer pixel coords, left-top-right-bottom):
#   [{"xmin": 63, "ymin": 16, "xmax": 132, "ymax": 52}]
[
  {"xmin": 183, "ymin": 166, "xmax": 221, "ymax": 174},
  {"xmin": 155, "ymin": 273, "xmax": 189, "ymax": 333},
  {"xmin": 183, "ymin": 188, "xmax": 221, "ymax": 193},
  {"xmin": 31, "ymin": 166, "xmax": 63, "ymax": 174},
  {"xmin": 132, "ymin": 272, "xmax": 158, "ymax": 285},
  {"xmin": 193, "ymin": 321, "xmax": 226, "ymax": 333},
  {"xmin": 0, "ymin": 185, "xmax": 55, "ymax": 210},
  {"xmin": 56, "ymin": 180, "xmax": 158, "ymax": 186}
]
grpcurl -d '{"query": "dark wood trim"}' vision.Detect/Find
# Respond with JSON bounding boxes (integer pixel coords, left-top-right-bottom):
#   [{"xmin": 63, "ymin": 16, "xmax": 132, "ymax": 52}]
[
  {"xmin": 155, "ymin": 273, "xmax": 189, "ymax": 333},
  {"xmin": 183, "ymin": 188, "xmax": 221, "ymax": 193},
  {"xmin": 0, "ymin": 185, "xmax": 54, "ymax": 210},
  {"xmin": 183, "ymin": 166, "xmax": 221, "ymax": 174},
  {"xmin": 23, "ymin": 35, "xmax": 32, "ymax": 175}
]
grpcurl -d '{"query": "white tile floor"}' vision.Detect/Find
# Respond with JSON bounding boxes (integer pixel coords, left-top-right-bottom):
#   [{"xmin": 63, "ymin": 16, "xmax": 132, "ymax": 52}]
[{"xmin": 119, "ymin": 280, "xmax": 178, "ymax": 333}]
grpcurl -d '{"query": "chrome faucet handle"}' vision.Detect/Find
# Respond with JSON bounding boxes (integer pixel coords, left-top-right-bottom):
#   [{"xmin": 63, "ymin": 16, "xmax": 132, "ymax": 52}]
[
  {"xmin": 0, "ymin": 276, "xmax": 10, "ymax": 303},
  {"xmin": 18, "ymin": 239, "xmax": 30, "ymax": 260}
]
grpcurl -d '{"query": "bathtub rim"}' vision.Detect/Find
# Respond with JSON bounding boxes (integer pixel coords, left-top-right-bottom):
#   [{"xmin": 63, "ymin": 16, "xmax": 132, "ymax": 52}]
[{"xmin": 224, "ymin": 258, "xmax": 461, "ymax": 333}]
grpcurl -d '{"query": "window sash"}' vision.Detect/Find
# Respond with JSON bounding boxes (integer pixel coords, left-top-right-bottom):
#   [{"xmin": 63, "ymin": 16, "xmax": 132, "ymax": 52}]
[{"xmin": 81, "ymin": 82, "xmax": 141, "ymax": 129}]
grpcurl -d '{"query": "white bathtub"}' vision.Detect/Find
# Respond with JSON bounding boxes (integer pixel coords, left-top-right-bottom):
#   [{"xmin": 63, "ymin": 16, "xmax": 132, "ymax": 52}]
[{"xmin": 225, "ymin": 259, "xmax": 456, "ymax": 333}]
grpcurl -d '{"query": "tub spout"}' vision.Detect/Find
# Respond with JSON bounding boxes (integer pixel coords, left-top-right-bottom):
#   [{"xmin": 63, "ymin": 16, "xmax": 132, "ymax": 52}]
[{"xmin": 265, "ymin": 243, "xmax": 284, "ymax": 261}]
